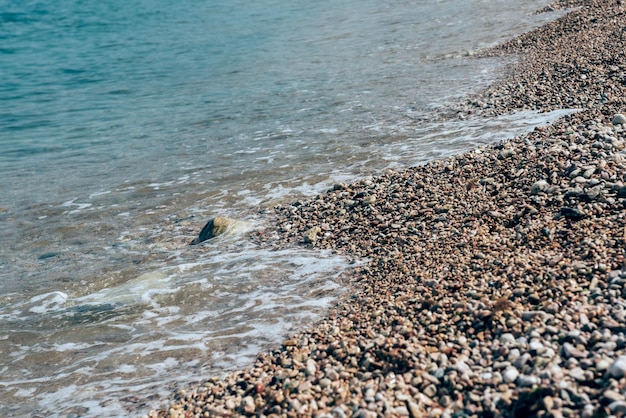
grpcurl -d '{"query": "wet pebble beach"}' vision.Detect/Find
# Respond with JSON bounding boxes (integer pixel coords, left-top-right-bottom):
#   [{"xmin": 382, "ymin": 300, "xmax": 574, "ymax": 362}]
[{"xmin": 153, "ymin": 1, "xmax": 626, "ymax": 417}]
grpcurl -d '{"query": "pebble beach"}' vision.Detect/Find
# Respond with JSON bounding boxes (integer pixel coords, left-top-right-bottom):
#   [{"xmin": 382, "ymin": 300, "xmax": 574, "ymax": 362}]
[{"xmin": 153, "ymin": 1, "xmax": 626, "ymax": 417}]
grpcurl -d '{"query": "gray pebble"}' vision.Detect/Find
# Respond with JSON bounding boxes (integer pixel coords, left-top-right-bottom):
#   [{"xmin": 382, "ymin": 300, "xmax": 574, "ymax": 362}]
[
  {"xmin": 609, "ymin": 356, "xmax": 626, "ymax": 378},
  {"xmin": 521, "ymin": 311, "xmax": 548, "ymax": 321},
  {"xmin": 332, "ymin": 407, "xmax": 347, "ymax": 418},
  {"xmin": 612, "ymin": 113, "xmax": 626, "ymax": 125},
  {"xmin": 560, "ymin": 207, "xmax": 586, "ymax": 221},
  {"xmin": 562, "ymin": 342, "xmax": 587, "ymax": 359},
  {"xmin": 439, "ymin": 395, "xmax": 452, "ymax": 407},
  {"xmin": 609, "ymin": 400, "xmax": 626, "ymax": 414},
  {"xmin": 513, "ymin": 352, "xmax": 532, "ymax": 369},
  {"xmin": 531, "ymin": 180, "xmax": 550, "ymax": 194},
  {"xmin": 325, "ymin": 368, "xmax": 339, "ymax": 381},
  {"xmin": 500, "ymin": 333, "xmax": 516, "ymax": 346}
]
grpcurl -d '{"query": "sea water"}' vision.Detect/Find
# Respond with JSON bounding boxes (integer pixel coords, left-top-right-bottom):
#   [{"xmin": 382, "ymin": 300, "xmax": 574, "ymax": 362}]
[{"xmin": 0, "ymin": 0, "xmax": 571, "ymax": 416}]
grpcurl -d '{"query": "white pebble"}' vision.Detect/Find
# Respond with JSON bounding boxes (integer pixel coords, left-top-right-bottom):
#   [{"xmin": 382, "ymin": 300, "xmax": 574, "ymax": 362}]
[
  {"xmin": 454, "ymin": 360, "xmax": 470, "ymax": 373},
  {"xmin": 516, "ymin": 375, "xmax": 539, "ymax": 387},
  {"xmin": 549, "ymin": 365, "xmax": 564, "ymax": 380},
  {"xmin": 507, "ymin": 348, "xmax": 521, "ymax": 362},
  {"xmin": 596, "ymin": 359, "xmax": 611, "ymax": 371},
  {"xmin": 503, "ymin": 366, "xmax": 519, "ymax": 383},
  {"xmin": 530, "ymin": 340, "xmax": 546, "ymax": 354},
  {"xmin": 569, "ymin": 367, "xmax": 586, "ymax": 381}
]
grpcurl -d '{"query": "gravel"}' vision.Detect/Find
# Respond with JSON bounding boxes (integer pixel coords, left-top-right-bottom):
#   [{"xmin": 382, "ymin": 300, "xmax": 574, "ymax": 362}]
[{"xmin": 151, "ymin": 1, "xmax": 626, "ymax": 417}]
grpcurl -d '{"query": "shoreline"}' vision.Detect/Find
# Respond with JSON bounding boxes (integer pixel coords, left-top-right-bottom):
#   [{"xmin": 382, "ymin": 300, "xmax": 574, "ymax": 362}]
[{"xmin": 153, "ymin": 1, "xmax": 626, "ymax": 417}]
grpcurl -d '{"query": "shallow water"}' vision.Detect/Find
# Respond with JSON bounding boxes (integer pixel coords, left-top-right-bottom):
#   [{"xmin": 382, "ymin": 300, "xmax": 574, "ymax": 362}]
[{"xmin": 0, "ymin": 1, "xmax": 572, "ymax": 416}]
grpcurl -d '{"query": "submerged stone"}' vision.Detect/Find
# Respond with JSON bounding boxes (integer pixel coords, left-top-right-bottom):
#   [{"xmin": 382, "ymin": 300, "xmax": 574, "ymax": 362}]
[{"xmin": 190, "ymin": 216, "xmax": 240, "ymax": 244}]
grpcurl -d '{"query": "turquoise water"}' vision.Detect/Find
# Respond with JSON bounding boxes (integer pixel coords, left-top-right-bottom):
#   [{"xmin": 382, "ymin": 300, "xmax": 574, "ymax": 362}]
[{"xmin": 0, "ymin": 1, "xmax": 570, "ymax": 416}]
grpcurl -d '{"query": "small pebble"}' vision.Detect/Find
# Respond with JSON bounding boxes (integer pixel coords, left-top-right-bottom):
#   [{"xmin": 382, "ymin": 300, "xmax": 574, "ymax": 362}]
[
  {"xmin": 609, "ymin": 356, "xmax": 626, "ymax": 378},
  {"xmin": 512, "ymin": 353, "xmax": 532, "ymax": 369},
  {"xmin": 612, "ymin": 113, "xmax": 626, "ymax": 125},
  {"xmin": 424, "ymin": 384, "xmax": 437, "ymax": 398},
  {"xmin": 332, "ymin": 407, "xmax": 347, "ymax": 418},
  {"xmin": 517, "ymin": 375, "xmax": 539, "ymax": 387},
  {"xmin": 569, "ymin": 367, "xmax": 586, "ymax": 381},
  {"xmin": 603, "ymin": 390, "xmax": 626, "ymax": 403},
  {"xmin": 596, "ymin": 359, "xmax": 611, "ymax": 371},
  {"xmin": 609, "ymin": 400, "xmax": 626, "ymax": 414},
  {"xmin": 503, "ymin": 366, "xmax": 519, "ymax": 383},
  {"xmin": 500, "ymin": 333, "xmax": 516, "ymax": 345},
  {"xmin": 306, "ymin": 359, "xmax": 317, "ymax": 376},
  {"xmin": 531, "ymin": 180, "xmax": 550, "ymax": 194}
]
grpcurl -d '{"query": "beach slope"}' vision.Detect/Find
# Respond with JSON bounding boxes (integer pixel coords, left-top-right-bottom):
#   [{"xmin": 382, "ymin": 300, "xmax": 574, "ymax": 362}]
[{"xmin": 155, "ymin": 1, "xmax": 626, "ymax": 416}]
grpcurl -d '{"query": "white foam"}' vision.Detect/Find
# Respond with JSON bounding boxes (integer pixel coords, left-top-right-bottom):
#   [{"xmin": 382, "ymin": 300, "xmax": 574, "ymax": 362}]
[
  {"xmin": 14, "ymin": 387, "xmax": 36, "ymax": 397},
  {"xmin": 117, "ymin": 364, "xmax": 137, "ymax": 374},
  {"xmin": 77, "ymin": 271, "xmax": 172, "ymax": 305},
  {"xmin": 28, "ymin": 291, "xmax": 68, "ymax": 314},
  {"xmin": 261, "ymin": 179, "xmax": 334, "ymax": 203},
  {"xmin": 61, "ymin": 198, "xmax": 92, "ymax": 213},
  {"xmin": 380, "ymin": 108, "xmax": 580, "ymax": 167},
  {"xmin": 176, "ymin": 262, "xmax": 204, "ymax": 272},
  {"xmin": 146, "ymin": 357, "xmax": 179, "ymax": 372},
  {"xmin": 52, "ymin": 342, "xmax": 93, "ymax": 352},
  {"xmin": 89, "ymin": 190, "xmax": 112, "ymax": 199}
]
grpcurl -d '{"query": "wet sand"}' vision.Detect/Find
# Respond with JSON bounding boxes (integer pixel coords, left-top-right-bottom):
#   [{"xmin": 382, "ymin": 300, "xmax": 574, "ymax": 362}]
[{"xmin": 152, "ymin": 1, "xmax": 626, "ymax": 416}]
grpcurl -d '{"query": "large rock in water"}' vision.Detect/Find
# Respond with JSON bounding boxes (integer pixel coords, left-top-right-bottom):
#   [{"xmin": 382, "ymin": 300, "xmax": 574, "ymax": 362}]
[{"xmin": 190, "ymin": 217, "xmax": 241, "ymax": 245}]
